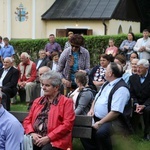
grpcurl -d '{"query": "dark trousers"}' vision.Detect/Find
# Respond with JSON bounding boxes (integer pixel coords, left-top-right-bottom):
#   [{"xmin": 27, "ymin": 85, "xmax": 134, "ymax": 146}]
[
  {"xmin": 132, "ymin": 105, "xmax": 150, "ymax": 135},
  {"xmin": 81, "ymin": 122, "xmax": 113, "ymax": 150},
  {"xmin": 33, "ymin": 143, "xmax": 61, "ymax": 150}
]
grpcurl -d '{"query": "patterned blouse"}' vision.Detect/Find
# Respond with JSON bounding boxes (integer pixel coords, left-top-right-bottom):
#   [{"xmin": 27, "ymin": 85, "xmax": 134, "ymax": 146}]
[{"xmin": 93, "ymin": 66, "xmax": 106, "ymax": 82}]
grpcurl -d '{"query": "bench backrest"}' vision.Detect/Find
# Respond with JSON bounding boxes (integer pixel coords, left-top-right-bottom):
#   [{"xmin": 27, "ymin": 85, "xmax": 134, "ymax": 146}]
[{"xmin": 10, "ymin": 111, "xmax": 92, "ymax": 139}]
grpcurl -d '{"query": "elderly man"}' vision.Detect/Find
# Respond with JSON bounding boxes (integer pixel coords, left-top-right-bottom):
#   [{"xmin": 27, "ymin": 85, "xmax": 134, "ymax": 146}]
[
  {"xmin": 23, "ymin": 71, "xmax": 75, "ymax": 150},
  {"xmin": 57, "ymin": 34, "xmax": 90, "ymax": 95},
  {"xmin": 81, "ymin": 62, "xmax": 131, "ymax": 150},
  {"xmin": 134, "ymin": 29, "xmax": 150, "ymax": 60},
  {"xmin": 0, "ymin": 90, "xmax": 24, "ymax": 150},
  {"xmin": 44, "ymin": 34, "xmax": 62, "ymax": 60},
  {"xmin": 35, "ymin": 49, "xmax": 50, "ymax": 70},
  {"xmin": 0, "ymin": 57, "xmax": 19, "ymax": 110},
  {"xmin": 18, "ymin": 52, "xmax": 36, "ymax": 103},
  {"xmin": 129, "ymin": 59, "xmax": 150, "ymax": 140}
]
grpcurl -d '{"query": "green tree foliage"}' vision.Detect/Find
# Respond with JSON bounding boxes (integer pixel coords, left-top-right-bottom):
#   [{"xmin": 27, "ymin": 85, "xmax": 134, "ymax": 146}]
[{"xmin": 10, "ymin": 34, "xmax": 142, "ymax": 67}]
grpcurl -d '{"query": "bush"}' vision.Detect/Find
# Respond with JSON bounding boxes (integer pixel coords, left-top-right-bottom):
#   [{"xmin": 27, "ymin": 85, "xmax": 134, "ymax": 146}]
[{"xmin": 10, "ymin": 34, "xmax": 142, "ymax": 67}]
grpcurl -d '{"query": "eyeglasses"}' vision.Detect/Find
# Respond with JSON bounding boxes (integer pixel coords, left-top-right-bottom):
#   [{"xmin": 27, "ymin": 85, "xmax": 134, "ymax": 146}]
[{"xmin": 71, "ymin": 44, "xmax": 79, "ymax": 49}]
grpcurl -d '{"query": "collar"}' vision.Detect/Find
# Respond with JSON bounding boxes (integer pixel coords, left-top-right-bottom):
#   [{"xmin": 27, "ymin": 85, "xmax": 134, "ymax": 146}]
[
  {"xmin": 21, "ymin": 59, "xmax": 30, "ymax": 65},
  {"xmin": 4, "ymin": 44, "xmax": 10, "ymax": 48},
  {"xmin": 140, "ymin": 71, "xmax": 148, "ymax": 78},
  {"xmin": 108, "ymin": 77, "xmax": 122, "ymax": 86},
  {"xmin": 3, "ymin": 66, "xmax": 11, "ymax": 71},
  {"xmin": 0, "ymin": 105, "xmax": 5, "ymax": 118},
  {"xmin": 69, "ymin": 47, "xmax": 82, "ymax": 55}
]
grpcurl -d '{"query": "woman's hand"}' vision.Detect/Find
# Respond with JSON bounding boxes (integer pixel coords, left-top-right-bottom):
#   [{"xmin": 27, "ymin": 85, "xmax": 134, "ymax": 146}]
[
  {"xmin": 36, "ymin": 136, "xmax": 50, "ymax": 147},
  {"xmin": 30, "ymin": 133, "xmax": 42, "ymax": 145}
]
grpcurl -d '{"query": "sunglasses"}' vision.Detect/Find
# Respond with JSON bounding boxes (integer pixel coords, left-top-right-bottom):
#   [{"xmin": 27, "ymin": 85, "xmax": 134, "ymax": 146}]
[{"xmin": 71, "ymin": 44, "xmax": 79, "ymax": 48}]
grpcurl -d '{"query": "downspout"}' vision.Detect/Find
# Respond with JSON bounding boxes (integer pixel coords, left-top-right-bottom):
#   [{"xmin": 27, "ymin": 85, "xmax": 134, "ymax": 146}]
[{"xmin": 102, "ymin": 19, "xmax": 107, "ymax": 35}]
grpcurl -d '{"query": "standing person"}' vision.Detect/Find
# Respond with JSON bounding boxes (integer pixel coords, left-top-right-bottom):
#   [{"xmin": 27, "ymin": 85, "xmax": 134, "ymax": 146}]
[
  {"xmin": 0, "ymin": 57, "xmax": 19, "ymax": 110},
  {"xmin": 0, "ymin": 37, "xmax": 15, "ymax": 61},
  {"xmin": 119, "ymin": 32, "xmax": 136, "ymax": 60},
  {"xmin": 57, "ymin": 34, "xmax": 90, "ymax": 95},
  {"xmin": 44, "ymin": 34, "xmax": 62, "ymax": 60},
  {"xmin": 0, "ymin": 36, "xmax": 4, "ymax": 48},
  {"xmin": 81, "ymin": 62, "xmax": 131, "ymax": 150},
  {"xmin": 0, "ymin": 90, "xmax": 24, "ymax": 150},
  {"xmin": 129, "ymin": 59, "xmax": 150, "ymax": 140},
  {"xmin": 23, "ymin": 71, "xmax": 75, "ymax": 150},
  {"xmin": 18, "ymin": 52, "xmax": 37, "ymax": 103},
  {"xmin": 105, "ymin": 38, "xmax": 118, "ymax": 57},
  {"xmin": 89, "ymin": 54, "xmax": 114, "ymax": 91},
  {"xmin": 64, "ymin": 31, "xmax": 74, "ymax": 49},
  {"xmin": 134, "ymin": 29, "xmax": 150, "ymax": 60}
]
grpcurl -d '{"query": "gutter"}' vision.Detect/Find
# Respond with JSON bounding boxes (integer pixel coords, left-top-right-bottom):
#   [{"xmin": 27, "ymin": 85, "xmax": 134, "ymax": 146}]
[{"xmin": 102, "ymin": 19, "xmax": 107, "ymax": 35}]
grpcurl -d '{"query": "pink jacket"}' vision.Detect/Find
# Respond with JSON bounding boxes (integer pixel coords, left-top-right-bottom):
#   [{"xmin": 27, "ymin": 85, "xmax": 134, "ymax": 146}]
[{"xmin": 23, "ymin": 95, "xmax": 75, "ymax": 150}]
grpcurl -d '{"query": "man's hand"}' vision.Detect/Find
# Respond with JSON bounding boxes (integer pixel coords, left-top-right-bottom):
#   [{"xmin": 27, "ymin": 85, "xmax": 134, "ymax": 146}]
[
  {"xmin": 92, "ymin": 121, "xmax": 102, "ymax": 130},
  {"xmin": 87, "ymin": 109, "xmax": 94, "ymax": 116},
  {"xmin": 135, "ymin": 104, "xmax": 145, "ymax": 114}
]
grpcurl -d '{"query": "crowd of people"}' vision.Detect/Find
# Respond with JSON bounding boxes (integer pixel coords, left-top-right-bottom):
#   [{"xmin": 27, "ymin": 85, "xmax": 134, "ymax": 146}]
[{"xmin": 0, "ymin": 29, "xmax": 150, "ymax": 150}]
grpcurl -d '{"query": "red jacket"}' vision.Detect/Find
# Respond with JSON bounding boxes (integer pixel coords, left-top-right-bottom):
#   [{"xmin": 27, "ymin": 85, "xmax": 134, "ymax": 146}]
[{"xmin": 23, "ymin": 95, "xmax": 75, "ymax": 150}]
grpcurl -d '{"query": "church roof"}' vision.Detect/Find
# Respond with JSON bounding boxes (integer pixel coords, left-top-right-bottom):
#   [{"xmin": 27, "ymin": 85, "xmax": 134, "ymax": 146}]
[{"xmin": 42, "ymin": 0, "xmax": 141, "ymax": 22}]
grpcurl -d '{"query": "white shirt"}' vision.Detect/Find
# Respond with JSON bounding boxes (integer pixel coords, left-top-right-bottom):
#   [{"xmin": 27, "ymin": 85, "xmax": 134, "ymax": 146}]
[
  {"xmin": 0, "ymin": 42, "xmax": 4, "ymax": 48},
  {"xmin": 0, "ymin": 68, "xmax": 11, "ymax": 86},
  {"xmin": 52, "ymin": 61, "xmax": 58, "ymax": 71},
  {"xmin": 36, "ymin": 59, "xmax": 43, "ymax": 69},
  {"xmin": 94, "ymin": 78, "xmax": 130, "ymax": 119}
]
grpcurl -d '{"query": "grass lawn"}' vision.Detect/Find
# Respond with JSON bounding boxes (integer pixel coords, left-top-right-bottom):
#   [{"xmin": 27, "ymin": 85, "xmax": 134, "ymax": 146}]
[{"xmin": 11, "ymin": 102, "xmax": 150, "ymax": 150}]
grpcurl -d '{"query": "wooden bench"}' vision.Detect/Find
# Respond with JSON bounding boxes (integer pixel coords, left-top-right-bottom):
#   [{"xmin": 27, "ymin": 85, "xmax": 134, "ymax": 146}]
[{"xmin": 10, "ymin": 111, "xmax": 92, "ymax": 139}]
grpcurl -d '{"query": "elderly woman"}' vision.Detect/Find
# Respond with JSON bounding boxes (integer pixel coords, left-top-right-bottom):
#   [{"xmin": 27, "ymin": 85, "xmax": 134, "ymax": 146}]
[
  {"xmin": 23, "ymin": 71, "xmax": 75, "ymax": 150},
  {"xmin": 69, "ymin": 72, "xmax": 94, "ymax": 115},
  {"xmin": 57, "ymin": 34, "xmax": 90, "ymax": 94}
]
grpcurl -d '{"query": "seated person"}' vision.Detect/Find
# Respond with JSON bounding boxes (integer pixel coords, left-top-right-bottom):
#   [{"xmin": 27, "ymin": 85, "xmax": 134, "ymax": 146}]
[
  {"xmin": 105, "ymin": 38, "xmax": 118, "ymax": 57},
  {"xmin": 64, "ymin": 31, "xmax": 74, "ymax": 49},
  {"xmin": 0, "ymin": 57, "xmax": 19, "ymax": 110},
  {"xmin": 18, "ymin": 52, "xmax": 37, "ymax": 103},
  {"xmin": 47, "ymin": 52, "xmax": 59, "ymax": 71},
  {"xmin": 35, "ymin": 49, "xmax": 50, "ymax": 70},
  {"xmin": 129, "ymin": 59, "xmax": 150, "ymax": 140},
  {"xmin": 0, "ymin": 90, "xmax": 24, "ymax": 149},
  {"xmin": 23, "ymin": 71, "xmax": 75, "ymax": 150},
  {"xmin": 89, "ymin": 54, "xmax": 114, "ymax": 91},
  {"xmin": 81, "ymin": 62, "xmax": 131, "ymax": 150},
  {"xmin": 69, "ymin": 72, "xmax": 94, "ymax": 115}
]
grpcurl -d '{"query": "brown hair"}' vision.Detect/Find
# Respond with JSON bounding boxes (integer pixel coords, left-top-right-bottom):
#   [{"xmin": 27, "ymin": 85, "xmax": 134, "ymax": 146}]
[
  {"xmin": 69, "ymin": 34, "xmax": 84, "ymax": 46},
  {"xmin": 100, "ymin": 54, "xmax": 114, "ymax": 62},
  {"xmin": 115, "ymin": 54, "xmax": 126, "ymax": 65},
  {"xmin": 75, "ymin": 72, "xmax": 87, "ymax": 86}
]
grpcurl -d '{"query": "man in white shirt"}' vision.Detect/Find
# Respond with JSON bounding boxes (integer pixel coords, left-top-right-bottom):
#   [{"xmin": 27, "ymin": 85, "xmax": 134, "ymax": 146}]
[
  {"xmin": 134, "ymin": 29, "xmax": 150, "ymax": 60},
  {"xmin": 81, "ymin": 62, "xmax": 131, "ymax": 150}
]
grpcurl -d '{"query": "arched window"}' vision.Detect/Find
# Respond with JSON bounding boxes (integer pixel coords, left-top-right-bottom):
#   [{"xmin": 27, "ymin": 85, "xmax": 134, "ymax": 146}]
[
  {"xmin": 118, "ymin": 25, "xmax": 123, "ymax": 34},
  {"xmin": 129, "ymin": 26, "xmax": 132, "ymax": 32}
]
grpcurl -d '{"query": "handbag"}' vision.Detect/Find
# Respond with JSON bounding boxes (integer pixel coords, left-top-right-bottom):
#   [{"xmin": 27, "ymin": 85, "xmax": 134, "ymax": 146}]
[{"xmin": 23, "ymin": 134, "xmax": 33, "ymax": 150}]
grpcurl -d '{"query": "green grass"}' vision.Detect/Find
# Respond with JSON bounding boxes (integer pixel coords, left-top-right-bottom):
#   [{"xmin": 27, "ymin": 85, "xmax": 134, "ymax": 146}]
[{"xmin": 11, "ymin": 102, "xmax": 150, "ymax": 150}]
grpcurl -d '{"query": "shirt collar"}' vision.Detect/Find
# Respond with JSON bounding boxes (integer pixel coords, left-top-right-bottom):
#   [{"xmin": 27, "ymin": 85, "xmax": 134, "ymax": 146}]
[
  {"xmin": 140, "ymin": 71, "xmax": 148, "ymax": 78},
  {"xmin": 108, "ymin": 77, "xmax": 122, "ymax": 86},
  {"xmin": 0, "ymin": 105, "xmax": 5, "ymax": 118}
]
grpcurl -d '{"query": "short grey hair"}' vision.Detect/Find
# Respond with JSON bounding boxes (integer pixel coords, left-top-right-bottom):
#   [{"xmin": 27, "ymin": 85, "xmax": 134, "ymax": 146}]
[
  {"xmin": 41, "ymin": 71, "xmax": 62, "ymax": 87},
  {"xmin": 21, "ymin": 52, "xmax": 30, "ymax": 58},
  {"xmin": 137, "ymin": 59, "xmax": 149, "ymax": 68},
  {"xmin": 4, "ymin": 57, "xmax": 13, "ymax": 63}
]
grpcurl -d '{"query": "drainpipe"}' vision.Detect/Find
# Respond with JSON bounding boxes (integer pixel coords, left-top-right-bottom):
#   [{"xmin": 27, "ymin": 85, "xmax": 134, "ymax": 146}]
[{"xmin": 102, "ymin": 19, "xmax": 107, "ymax": 35}]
